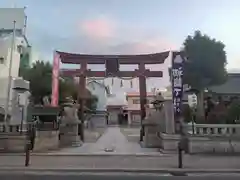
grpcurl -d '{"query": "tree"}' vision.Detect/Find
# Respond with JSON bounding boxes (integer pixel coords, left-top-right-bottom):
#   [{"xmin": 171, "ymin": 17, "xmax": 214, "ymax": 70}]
[
  {"xmin": 22, "ymin": 60, "xmax": 97, "ymax": 111},
  {"xmin": 227, "ymin": 99, "xmax": 240, "ymax": 124},
  {"xmin": 59, "ymin": 77, "xmax": 98, "ymax": 111},
  {"xmin": 183, "ymin": 31, "xmax": 227, "ymax": 117},
  {"xmin": 23, "ymin": 61, "xmax": 52, "ymax": 104},
  {"xmin": 58, "ymin": 77, "xmax": 78, "ymax": 103},
  {"xmin": 19, "ymin": 52, "xmax": 31, "ymax": 77}
]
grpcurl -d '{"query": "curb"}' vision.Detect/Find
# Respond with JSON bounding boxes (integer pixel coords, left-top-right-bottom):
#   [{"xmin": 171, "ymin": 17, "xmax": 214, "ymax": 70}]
[
  {"xmin": 1, "ymin": 167, "xmax": 240, "ymax": 175},
  {"xmin": 0, "ymin": 153, "xmax": 168, "ymax": 157}
]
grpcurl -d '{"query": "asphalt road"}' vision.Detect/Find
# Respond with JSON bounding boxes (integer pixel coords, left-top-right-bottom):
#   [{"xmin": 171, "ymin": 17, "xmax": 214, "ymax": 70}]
[{"xmin": 1, "ymin": 172, "xmax": 240, "ymax": 180}]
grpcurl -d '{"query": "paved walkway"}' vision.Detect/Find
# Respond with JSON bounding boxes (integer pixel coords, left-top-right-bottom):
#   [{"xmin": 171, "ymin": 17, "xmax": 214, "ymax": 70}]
[{"xmin": 54, "ymin": 127, "xmax": 160, "ymax": 155}]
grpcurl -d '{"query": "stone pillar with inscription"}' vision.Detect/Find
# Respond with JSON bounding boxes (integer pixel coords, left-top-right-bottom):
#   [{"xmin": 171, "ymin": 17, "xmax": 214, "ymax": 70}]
[
  {"xmin": 171, "ymin": 53, "xmax": 184, "ymax": 133},
  {"xmin": 158, "ymin": 52, "xmax": 185, "ymax": 152}
]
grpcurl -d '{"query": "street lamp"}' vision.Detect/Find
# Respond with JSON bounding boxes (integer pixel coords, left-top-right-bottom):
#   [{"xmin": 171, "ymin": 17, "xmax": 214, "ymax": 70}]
[{"xmin": 12, "ymin": 80, "xmax": 31, "ymax": 167}]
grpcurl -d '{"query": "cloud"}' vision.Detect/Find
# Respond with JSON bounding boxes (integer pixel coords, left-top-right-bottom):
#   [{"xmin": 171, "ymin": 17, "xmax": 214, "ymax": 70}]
[
  {"xmin": 28, "ymin": 16, "xmax": 178, "ymax": 89},
  {"xmin": 29, "ymin": 15, "xmax": 178, "ymax": 57},
  {"xmin": 79, "ymin": 17, "xmax": 115, "ymax": 40},
  {"xmin": 29, "ymin": 18, "xmax": 177, "ymax": 90},
  {"xmin": 109, "ymin": 38, "xmax": 177, "ymax": 54}
]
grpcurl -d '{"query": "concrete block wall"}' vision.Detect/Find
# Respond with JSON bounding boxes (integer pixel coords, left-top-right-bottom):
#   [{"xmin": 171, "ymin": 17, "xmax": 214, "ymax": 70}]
[{"xmin": 33, "ymin": 131, "xmax": 59, "ymax": 152}]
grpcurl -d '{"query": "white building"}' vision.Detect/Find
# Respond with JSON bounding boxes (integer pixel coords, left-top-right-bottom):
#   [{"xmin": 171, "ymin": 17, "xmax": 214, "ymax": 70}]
[
  {"xmin": 86, "ymin": 79, "xmax": 112, "ymax": 111},
  {"xmin": 0, "ymin": 8, "xmax": 26, "ymax": 32},
  {"xmin": 0, "ymin": 33, "xmax": 21, "ymax": 78},
  {"xmin": 0, "ymin": 8, "xmax": 31, "ymax": 124},
  {"xmin": 0, "ymin": 7, "xmax": 29, "ymax": 78},
  {"xmin": 125, "ymin": 92, "xmax": 155, "ymax": 125}
]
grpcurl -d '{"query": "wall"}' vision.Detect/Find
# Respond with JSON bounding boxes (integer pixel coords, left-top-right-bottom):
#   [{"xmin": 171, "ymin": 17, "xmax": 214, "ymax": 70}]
[
  {"xmin": 0, "ymin": 78, "xmax": 15, "ymax": 107},
  {"xmin": 131, "ymin": 113, "xmax": 141, "ymax": 124},
  {"xmin": 0, "ymin": 37, "xmax": 21, "ymax": 78},
  {"xmin": 108, "ymin": 109, "xmax": 119, "ymax": 124},
  {"xmin": 127, "ymin": 96, "xmax": 155, "ymax": 110},
  {"xmin": 0, "ymin": 78, "xmax": 30, "ymax": 125},
  {"xmin": 33, "ymin": 131, "xmax": 59, "ymax": 152},
  {"xmin": 0, "ymin": 35, "xmax": 29, "ymax": 109}
]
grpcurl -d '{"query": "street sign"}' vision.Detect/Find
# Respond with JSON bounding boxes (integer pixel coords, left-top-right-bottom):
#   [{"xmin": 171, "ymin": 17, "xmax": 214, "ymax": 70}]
[{"xmin": 188, "ymin": 94, "xmax": 197, "ymax": 108}]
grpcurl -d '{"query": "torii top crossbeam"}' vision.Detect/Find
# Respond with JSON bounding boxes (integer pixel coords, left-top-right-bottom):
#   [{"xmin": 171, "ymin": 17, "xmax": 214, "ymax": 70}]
[{"xmin": 56, "ymin": 51, "xmax": 170, "ymax": 64}]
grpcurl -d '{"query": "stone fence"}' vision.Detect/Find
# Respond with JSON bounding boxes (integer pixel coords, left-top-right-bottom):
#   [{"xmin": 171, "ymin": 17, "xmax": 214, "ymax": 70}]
[
  {"xmin": 185, "ymin": 124, "xmax": 240, "ymax": 154},
  {"xmin": 0, "ymin": 123, "xmax": 59, "ymax": 152},
  {"xmin": 186, "ymin": 124, "xmax": 240, "ymax": 136}
]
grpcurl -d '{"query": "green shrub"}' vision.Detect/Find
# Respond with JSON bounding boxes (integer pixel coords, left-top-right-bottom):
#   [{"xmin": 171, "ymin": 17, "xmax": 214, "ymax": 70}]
[
  {"xmin": 182, "ymin": 104, "xmax": 192, "ymax": 123},
  {"xmin": 226, "ymin": 101, "xmax": 240, "ymax": 124}
]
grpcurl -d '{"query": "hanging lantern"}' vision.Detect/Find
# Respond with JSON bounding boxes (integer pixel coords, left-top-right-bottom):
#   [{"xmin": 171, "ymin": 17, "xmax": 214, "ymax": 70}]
[
  {"xmin": 130, "ymin": 80, "xmax": 133, "ymax": 88},
  {"xmin": 112, "ymin": 78, "xmax": 114, "ymax": 85},
  {"xmin": 120, "ymin": 80, "xmax": 123, "ymax": 87}
]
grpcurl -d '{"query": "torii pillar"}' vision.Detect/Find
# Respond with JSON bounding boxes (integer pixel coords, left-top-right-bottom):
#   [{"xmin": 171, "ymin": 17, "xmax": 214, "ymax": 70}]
[
  {"xmin": 138, "ymin": 63, "xmax": 147, "ymax": 140},
  {"xmin": 78, "ymin": 61, "xmax": 87, "ymax": 141}
]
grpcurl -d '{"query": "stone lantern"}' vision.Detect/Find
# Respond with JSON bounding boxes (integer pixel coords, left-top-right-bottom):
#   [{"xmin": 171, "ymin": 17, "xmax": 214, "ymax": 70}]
[
  {"xmin": 59, "ymin": 96, "xmax": 82, "ymax": 147},
  {"xmin": 151, "ymin": 92, "xmax": 165, "ymax": 111}
]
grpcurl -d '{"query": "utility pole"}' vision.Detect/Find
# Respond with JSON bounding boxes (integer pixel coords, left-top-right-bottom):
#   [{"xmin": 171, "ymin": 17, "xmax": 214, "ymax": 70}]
[{"xmin": 4, "ymin": 20, "xmax": 16, "ymax": 132}]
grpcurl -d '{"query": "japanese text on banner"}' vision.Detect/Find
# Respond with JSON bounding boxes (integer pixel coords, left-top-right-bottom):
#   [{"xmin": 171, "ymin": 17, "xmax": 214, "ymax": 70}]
[{"xmin": 172, "ymin": 66, "xmax": 184, "ymax": 114}]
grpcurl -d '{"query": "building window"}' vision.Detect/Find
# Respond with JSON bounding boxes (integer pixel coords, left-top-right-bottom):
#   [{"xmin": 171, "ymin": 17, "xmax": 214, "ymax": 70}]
[
  {"xmin": 132, "ymin": 99, "xmax": 151, "ymax": 104},
  {"xmin": 0, "ymin": 57, "xmax": 4, "ymax": 64},
  {"xmin": 133, "ymin": 99, "xmax": 140, "ymax": 104}
]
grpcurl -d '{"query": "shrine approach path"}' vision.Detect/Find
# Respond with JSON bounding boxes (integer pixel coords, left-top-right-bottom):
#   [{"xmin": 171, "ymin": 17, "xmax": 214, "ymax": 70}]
[{"xmin": 53, "ymin": 126, "xmax": 160, "ymax": 155}]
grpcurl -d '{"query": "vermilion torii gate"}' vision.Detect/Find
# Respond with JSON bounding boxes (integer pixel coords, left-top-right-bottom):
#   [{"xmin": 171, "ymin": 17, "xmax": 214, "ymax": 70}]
[{"xmin": 51, "ymin": 51, "xmax": 170, "ymax": 141}]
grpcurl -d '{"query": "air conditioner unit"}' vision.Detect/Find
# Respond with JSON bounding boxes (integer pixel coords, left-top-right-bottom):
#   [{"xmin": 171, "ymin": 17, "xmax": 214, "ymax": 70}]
[
  {"xmin": 17, "ymin": 45, "xmax": 23, "ymax": 54},
  {"xmin": 0, "ymin": 57, "xmax": 4, "ymax": 64}
]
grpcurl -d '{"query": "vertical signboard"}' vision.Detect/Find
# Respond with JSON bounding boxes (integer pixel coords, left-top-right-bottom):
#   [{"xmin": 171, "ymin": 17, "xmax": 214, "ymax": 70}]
[
  {"xmin": 171, "ymin": 52, "xmax": 184, "ymax": 123},
  {"xmin": 51, "ymin": 51, "xmax": 60, "ymax": 107}
]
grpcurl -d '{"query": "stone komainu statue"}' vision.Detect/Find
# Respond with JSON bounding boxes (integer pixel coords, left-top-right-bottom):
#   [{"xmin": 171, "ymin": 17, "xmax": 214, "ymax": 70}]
[
  {"xmin": 142, "ymin": 92, "xmax": 166, "ymax": 148},
  {"xmin": 143, "ymin": 92, "xmax": 166, "ymax": 131}
]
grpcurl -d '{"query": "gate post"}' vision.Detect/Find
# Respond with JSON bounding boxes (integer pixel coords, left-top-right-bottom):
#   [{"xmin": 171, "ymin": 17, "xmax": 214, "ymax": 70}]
[
  {"xmin": 139, "ymin": 63, "xmax": 147, "ymax": 141},
  {"xmin": 78, "ymin": 61, "xmax": 87, "ymax": 142}
]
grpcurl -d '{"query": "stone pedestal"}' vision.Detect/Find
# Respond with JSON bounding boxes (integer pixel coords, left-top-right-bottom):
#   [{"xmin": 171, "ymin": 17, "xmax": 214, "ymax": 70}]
[
  {"xmin": 158, "ymin": 132, "xmax": 181, "ymax": 152},
  {"xmin": 0, "ymin": 124, "xmax": 27, "ymax": 152},
  {"xmin": 142, "ymin": 122, "xmax": 161, "ymax": 148},
  {"xmin": 156, "ymin": 97, "xmax": 182, "ymax": 152},
  {"xmin": 59, "ymin": 121, "xmax": 82, "ymax": 147},
  {"xmin": 188, "ymin": 136, "xmax": 240, "ymax": 154},
  {"xmin": 0, "ymin": 135, "xmax": 26, "ymax": 152},
  {"xmin": 34, "ymin": 130, "xmax": 59, "ymax": 152}
]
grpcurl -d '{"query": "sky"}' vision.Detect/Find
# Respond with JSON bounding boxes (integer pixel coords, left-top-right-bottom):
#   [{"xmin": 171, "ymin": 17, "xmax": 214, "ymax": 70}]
[{"xmin": 1, "ymin": 0, "xmax": 240, "ymax": 95}]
